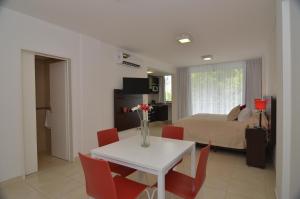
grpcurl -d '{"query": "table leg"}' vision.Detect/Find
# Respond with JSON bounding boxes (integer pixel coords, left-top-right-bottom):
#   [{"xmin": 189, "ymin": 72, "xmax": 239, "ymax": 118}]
[
  {"xmin": 191, "ymin": 144, "xmax": 196, "ymax": 177},
  {"xmin": 157, "ymin": 172, "xmax": 165, "ymax": 199}
]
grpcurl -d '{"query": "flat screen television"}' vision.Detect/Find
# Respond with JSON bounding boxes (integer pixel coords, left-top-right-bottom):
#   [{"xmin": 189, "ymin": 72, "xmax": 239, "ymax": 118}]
[{"xmin": 123, "ymin": 77, "xmax": 150, "ymax": 94}]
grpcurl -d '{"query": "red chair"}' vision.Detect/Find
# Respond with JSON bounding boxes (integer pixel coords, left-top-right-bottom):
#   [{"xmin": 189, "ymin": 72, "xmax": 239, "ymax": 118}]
[
  {"xmin": 162, "ymin": 125, "xmax": 184, "ymax": 168},
  {"xmin": 97, "ymin": 128, "xmax": 136, "ymax": 177},
  {"xmin": 162, "ymin": 125, "xmax": 184, "ymax": 140},
  {"xmin": 152, "ymin": 144, "xmax": 210, "ymax": 199},
  {"xmin": 79, "ymin": 153, "xmax": 150, "ymax": 199}
]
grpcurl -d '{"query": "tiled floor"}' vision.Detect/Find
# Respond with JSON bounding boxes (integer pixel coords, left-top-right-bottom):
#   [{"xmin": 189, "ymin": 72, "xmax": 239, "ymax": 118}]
[{"xmin": 0, "ymin": 125, "xmax": 276, "ymax": 199}]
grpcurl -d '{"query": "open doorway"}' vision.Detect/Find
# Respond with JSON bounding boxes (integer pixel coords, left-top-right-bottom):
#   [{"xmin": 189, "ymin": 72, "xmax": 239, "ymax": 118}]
[
  {"xmin": 22, "ymin": 51, "xmax": 72, "ymax": 175},
  {"xmin": 147, "ymin": 68, "xmax": 173, "ymax": 131},
  {"xmin": 35, "ymin": 55, "xmax": 70, "ymax": 170}
]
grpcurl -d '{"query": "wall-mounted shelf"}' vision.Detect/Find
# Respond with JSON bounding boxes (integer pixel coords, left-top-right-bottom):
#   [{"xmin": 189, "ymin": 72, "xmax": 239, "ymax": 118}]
[{"xmin": 148, "ymin": 75, "xmax": 159, "ymax": 94}]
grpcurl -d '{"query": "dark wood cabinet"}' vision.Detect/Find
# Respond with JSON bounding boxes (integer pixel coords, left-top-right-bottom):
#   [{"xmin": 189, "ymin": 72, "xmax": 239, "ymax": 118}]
[
  {"xmin": 148, "ymin": 105, "xmax": 168, "ymax": 122},
  {"xmin": 156, "ymin": 105, "xmax": 168, "ymax": 121},
  {"xmin": 148, "ymin": 107, "xmax": 156, "ymax": 122},
  {"xmin": 245, "ymin": 128, "xmax": 267, "ymax": 168}
]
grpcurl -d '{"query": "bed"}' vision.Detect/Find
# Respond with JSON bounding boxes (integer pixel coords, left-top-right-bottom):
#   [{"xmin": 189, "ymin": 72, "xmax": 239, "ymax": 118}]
[
  {"xmin": 174, "ymin": 96, "xmax": 276, "ymax": 150},
  {"xmin": 174, "ymin": 113, "xmax": 249, "ymax": 149}
]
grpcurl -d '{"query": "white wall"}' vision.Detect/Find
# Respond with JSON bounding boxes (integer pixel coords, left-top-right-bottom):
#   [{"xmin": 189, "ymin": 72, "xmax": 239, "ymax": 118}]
[
  {"xmin": 262, "ymin": 0, "xmax": 277, "ymax": 97},
  {"xmin": 289, "ymin": 0, "xmax": 300, "ymax": 198},
  {"xmin": 0, "ymin": 7, "xmax": 81, "ymax": 182},
  {"xmin": 79, "ymin": 35, "xmax": 148, "ymax": 153},
  {"xmin": 0, "ymin": 7, "xmax": 173, "ymax": 182},
  {"xmin": 263, "ymin": 34, "xmax": 277, "ymax": 96}
]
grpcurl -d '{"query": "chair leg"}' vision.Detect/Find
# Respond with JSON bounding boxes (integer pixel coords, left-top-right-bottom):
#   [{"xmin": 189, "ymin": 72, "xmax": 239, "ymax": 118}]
[
  {"xmin": 144, "ymin": 188, "xmax": 151, "ymax": 199},
  {"xmin": 150, "ymin": 188, "xmax": 157, "ymax": 199}
]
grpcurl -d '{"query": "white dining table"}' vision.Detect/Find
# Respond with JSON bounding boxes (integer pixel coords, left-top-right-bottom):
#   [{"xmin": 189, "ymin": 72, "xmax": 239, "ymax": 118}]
[{"xmin": 90, "ymin": 135, "xmax": 196, "ymax": 199}]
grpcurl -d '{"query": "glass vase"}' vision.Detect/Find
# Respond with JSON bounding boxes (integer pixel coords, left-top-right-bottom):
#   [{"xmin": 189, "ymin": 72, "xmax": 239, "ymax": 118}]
[{"xmin": 140, "ymin": 120, "xmax": 150, "ymax": 147}]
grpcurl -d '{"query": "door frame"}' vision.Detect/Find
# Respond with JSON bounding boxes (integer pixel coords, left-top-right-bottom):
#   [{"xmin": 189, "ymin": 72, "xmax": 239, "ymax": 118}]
[{"xmin": 21, "ymin": 50, "xmax": 73, "ymax": 176}]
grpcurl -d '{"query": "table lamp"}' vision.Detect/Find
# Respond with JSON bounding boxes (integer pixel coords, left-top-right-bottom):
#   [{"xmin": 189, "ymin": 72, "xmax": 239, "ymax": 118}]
[{"xmin": 255, "ymin": 98, "xmax": 267, "ymax": 128}]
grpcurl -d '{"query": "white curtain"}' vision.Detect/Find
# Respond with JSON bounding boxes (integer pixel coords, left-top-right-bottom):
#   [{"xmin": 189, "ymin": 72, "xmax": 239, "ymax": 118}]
[
  {"xmin": 177, "ymin": 67, "xmax": 191, "ymax": 119},
  {"xmin": 245, "ymin": 58, "xmax": 262, "ymax": 109},
  {"xmin": 190, "ymin": 61, "xmax": 246, "ymax": 115}
]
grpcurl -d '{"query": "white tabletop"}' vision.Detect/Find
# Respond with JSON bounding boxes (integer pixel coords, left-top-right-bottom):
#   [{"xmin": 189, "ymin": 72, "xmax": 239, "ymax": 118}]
[
  {"xmin": 90, "ymin": 135, "xmax": 196, "ymax": 199},
  {"xmin": 90, "ymin": 135, "xmax": 194, "ymax": 173}
]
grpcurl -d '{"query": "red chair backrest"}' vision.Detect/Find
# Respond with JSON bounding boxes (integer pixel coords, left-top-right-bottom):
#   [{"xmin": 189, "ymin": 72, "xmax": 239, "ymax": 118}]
[
  {"xmin": 79, "ymin": 153, "xmax": 118, "ymax": 199},
  {"xmin": 97, "ymin": 128, "xmax": 119, "ymax": 147},
  {"xmin": 162, "ymin": 125, "xmax": 184, "ymax": 140},
  {"xmin": 194, "ymin": 144, "xmax": 210, "ymax": 193}
]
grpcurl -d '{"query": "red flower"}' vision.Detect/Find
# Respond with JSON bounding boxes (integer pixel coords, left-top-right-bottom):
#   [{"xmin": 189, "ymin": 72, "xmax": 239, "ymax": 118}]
[{"xmin": 140, "ymin": 104, "xmax": 149, "ymax": 111}]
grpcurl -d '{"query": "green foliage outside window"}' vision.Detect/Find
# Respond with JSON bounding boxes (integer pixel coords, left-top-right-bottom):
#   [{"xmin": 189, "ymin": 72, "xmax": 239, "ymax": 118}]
[{"xmin": 164, "ymin": 75, "xmax": 172, "ymax": 102}]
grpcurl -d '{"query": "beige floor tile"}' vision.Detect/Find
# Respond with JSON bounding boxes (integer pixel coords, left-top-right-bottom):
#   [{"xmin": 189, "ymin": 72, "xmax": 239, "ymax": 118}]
[
  {"xmin": 225, "ymin": 191, "xmax": 252, "ymax": 199},
  {"xmin": 231, "ymin": 166, "xmax": 266, "ymax": 187},
  {"xmin": 32, "ymin": 177, "xmax": 82, "ymax": 199},
  {"xmin": 203, "ymin": 175, "xmax": 231, "ymax": 191},
  {"xmin": 0, "ymin": 180, "xmax": 48, "ymax": 199},
  {"xmin": 48, "ymin": 162, "xmax": 83, "ymax": 179},
  {"xmin": 38, "ymin": 154, "xmax": 68, "ymax": 172},
  {"xmin": 196, "ymin": 186, "xmax": 226, "ymax": 199},
  {"xmin": 60, "ymin": 185, "xmax": 88, "ymax": 199},
  {"xmin": 68, "ymin": 171, "xmax": 85, "ymax": 184},
  {"xmin": 265, "ymin": 184, "xmax": 276, "ymax": 199},
  {"xmin": 25, "ymin": 171, "xmax": 67, "ymax": 188},
  {"xmin": 227, "ymin": 178, "xmax": 267, "ymax": 199}
]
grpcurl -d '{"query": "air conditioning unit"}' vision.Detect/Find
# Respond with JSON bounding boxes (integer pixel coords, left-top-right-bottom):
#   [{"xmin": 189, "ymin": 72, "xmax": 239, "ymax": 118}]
[{"xmin": 116, "ymin": 51, "xmax": 142, "ymax": 68}]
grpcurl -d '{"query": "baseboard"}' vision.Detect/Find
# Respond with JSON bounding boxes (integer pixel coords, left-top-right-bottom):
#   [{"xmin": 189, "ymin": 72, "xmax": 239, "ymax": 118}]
[{"xmin": 0, "ymin": 176, "xmax": 23, "ymax": 185}]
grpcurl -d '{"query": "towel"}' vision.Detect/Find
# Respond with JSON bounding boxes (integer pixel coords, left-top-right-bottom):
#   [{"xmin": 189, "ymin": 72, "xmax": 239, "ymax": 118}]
[{"xmin": 45, "ymin": 110, "xmax": 51, "ymax": 129}]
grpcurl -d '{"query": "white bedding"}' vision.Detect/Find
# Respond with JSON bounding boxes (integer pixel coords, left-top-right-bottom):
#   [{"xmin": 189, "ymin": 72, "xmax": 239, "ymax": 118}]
[{"xmin": 174, "ymin": 114, "xmax": 250, "ymax": 149}]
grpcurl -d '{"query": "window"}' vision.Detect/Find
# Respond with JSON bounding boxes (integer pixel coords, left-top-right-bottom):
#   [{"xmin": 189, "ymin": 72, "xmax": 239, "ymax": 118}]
[
  {"xmin": 190, "ymin": 61, "xmax": 246, "ymax": 114},
  {"xmin": 164, "ymin": 75, "xmax": 172, "ymax": 102}
]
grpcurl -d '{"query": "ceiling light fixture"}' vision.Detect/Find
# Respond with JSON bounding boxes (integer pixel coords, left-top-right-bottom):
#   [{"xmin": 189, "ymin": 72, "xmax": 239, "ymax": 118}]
[
  {"xmin": 202, "ymin": 55, "xmax": 213, "ymax": 61},
  {"xmin": 147, "ymin": 71, "xmax": 153, "ymax": 74},
  {"xmin": 177, "ymin": 33, "xmax": 192, "ymax": 44}
]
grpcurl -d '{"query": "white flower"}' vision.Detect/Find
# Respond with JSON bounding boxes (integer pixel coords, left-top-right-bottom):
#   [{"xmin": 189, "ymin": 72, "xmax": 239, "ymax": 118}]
[{"xmin": 131, "ymin": 105, "xmax": 140, "ymax": 111}]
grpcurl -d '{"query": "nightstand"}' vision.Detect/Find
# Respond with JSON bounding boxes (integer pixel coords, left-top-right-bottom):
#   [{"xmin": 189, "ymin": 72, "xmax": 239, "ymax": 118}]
[{"xmin": 245, "ymin": 128, "xmax": 268, "ymax": 168}]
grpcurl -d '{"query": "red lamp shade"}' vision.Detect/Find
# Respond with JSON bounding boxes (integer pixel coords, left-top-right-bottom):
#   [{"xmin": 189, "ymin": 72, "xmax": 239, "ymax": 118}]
[{"xmin": 255, "ymin": 99, "xmax": 267, "ymax": 111}]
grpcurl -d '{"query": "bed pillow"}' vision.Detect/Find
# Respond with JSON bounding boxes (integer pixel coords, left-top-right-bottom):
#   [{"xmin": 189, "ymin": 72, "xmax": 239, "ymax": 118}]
[
  {"xmin": 240, "ymin": 104, "xmax": 246, "ymax": 110},
  {"xmin": 227, "ymin": 105, "xmax": 241, "ymax": 121},
  {"xmin": 238, "ymin": 107, "xmax": 252, "ymax": 122}
]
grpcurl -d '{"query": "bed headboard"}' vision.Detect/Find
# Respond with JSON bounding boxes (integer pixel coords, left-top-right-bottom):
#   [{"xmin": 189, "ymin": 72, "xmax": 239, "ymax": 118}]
[{"xmin": 263, "ymin": 96, "xmax": 276, "ymax": 149}]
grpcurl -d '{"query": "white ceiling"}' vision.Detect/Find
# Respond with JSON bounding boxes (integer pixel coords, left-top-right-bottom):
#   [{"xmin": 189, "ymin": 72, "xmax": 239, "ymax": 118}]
[{"xmin": 3, "ymin": 0, "xmax": 275, "ymax": 67}]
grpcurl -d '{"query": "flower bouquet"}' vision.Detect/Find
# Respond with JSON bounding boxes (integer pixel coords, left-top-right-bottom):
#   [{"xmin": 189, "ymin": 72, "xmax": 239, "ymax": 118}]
[{"xmin": 132, "ymin": 104, "xmax": 153, "ymax": 147}]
